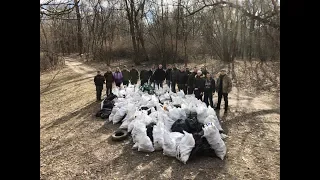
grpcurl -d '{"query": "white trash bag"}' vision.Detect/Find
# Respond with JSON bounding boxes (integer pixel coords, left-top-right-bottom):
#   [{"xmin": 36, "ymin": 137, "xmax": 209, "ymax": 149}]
[
  {"xmin": 202, "ymin": 123, "xmax": 226, "ymax": 160},
  {"xmin": 176, "ymin": 131, "xmax": 195, "ymax": 164}
]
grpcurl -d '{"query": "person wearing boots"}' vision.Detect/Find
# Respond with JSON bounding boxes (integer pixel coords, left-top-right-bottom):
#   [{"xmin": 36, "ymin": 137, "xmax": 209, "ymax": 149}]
[
  {"xmin": 203, "ymin": 73, "xmax": 215, "ymax": 108},
  {"xmin": 215, "ymin": 69, "xmax": 232, "ymax": 111},
  {"xmin": 94, "ymin": 71, "xmax": 105, "ymax": 101},
  {"xmin": 104, "ymin": 67, "xmax": 113, "ymax": 96}
]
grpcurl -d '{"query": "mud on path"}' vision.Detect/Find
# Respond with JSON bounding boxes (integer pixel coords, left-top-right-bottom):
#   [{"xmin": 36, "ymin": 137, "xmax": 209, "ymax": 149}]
[{"xmin": 40, "ymin": 56, "xmax": 280, "ymax": 180}]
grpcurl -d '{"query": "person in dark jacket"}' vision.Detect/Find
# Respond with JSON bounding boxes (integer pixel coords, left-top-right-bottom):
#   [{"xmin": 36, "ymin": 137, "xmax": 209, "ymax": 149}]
[
  {"xmin": 140, "ymin": 65, "xmax": 149, "ymax": 86},
  {"xmin": 129, "ymin": 65, "xmax": 139, "ymax": 85},
  {"xmin": 203, "ymin": 73, "xmax": 215, "ymax": 108},
  {"xmin": 193, "ymin": 70, "xmax": 205, "ymax": 100},
  {"xmin": 186, "ymin": 67, "xmax": 191, "ymax": 75},
  {"xmin": 177, "ymin": 67, "xmax": 188, "ymax": 94},
  {"xmin": 215, "ymin": 69, "xmax": 232, "ymax": 111},
  {"xmin": 113, "ymin": 67, "xmax": 123, "ymax": 87},
  {"xmin": 104, "ymin": 67, "xmax": 113, "ymax": 96},
  {"xmin": 165, "ymin": 64, "xmax": 172, "ymax": 88},
  {"xmin": 171, "ymin": 64, "xmax": 179, "ymax": 93},
  {"xmin": 187, "ymin": 66, "xmax": 198, "ymax": 94},
  {"xmin": 122, "ymin": 65, "xmax": 130, "ymax": 86},
  {"xmin": 154, "ymin": 64, "xmax": 166, "ymax": 88},
  {"xmin": 148, "ymin": 64, "xmax": 156, "ymax": 88},
  {"xmin": 201, "ymin": 66, "xmax": 208, "ymax": 77},
  {"xmin": 94, "ymin": 71, "xmax": 105, "ymax": 101}
]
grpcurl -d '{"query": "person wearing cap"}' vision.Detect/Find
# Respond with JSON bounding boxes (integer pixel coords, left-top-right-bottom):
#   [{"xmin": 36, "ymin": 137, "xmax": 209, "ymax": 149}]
[
  {"xmin": 215, "ymin": 69, "xmax": 232, "ymax": 111},
  {"xmin": 203, "ymin": 73, "xmax": 216, "ymax": 108},
  {"xmin": 154, "ymin": 64, "xmax": 166, "ymax": 88},
  {"xmin": 193, "ymin": 70, "xmax": 205, "ymax": 100},
  {"xmin": 113, "ymin": 67, "xmax": 123, "ymax": 87},
  {"xmin": 121, "ymin": 65, "xmax": 130, "ymax": 86},
  {"xmin": 129, "ymin": 65, "xmax": 139, "ymax": 85},
  {"xmin": 104, "ymin": 67, "xmax": 114, "ymax": 96},
  {"xmin": 187, "ymin": 66, "xmax": 198, "ymax": 94},
  {"xmin": 140, "ymin": 65, "xmax": 149, "ymax": 86},
  {"xmin": 94, "ymin": 71, "xmax": 105, "ymax": 101}
]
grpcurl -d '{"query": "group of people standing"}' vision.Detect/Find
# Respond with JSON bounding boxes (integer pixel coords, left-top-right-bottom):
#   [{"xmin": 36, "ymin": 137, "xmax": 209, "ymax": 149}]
[{"xmin": 94, "ymin": 64, "xmax": 232, "ymax": 111}]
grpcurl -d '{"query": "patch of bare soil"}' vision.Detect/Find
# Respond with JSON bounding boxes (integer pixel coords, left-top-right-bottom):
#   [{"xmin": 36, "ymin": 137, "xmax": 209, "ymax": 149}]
[{"xmin": 40, "ymin": 55, "xmax": 279, "ymax": 180}]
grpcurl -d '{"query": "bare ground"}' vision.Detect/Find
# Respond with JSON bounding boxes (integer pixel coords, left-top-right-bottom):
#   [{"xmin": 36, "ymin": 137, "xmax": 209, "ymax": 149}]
[{"xmin": 40, "ymin": 56, "xmax": 280, "ymax": 180}]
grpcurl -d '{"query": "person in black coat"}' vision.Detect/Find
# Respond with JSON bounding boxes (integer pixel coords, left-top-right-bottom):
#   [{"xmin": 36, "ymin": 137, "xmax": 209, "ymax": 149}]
[
  {"xmin": 104, "ymin": 67, "xmax": 113, "ymax": 96},
  {"xmin": 177, "ymin": 67, "xmax": 188, "ymax": 94},
  {"xmin": 187, "ymin": 67, "xmax": 198, "ymax": 94},
  {"xmin": 148, "ymin": 64, "xmax": 156, "ymax": 88},
  {"xmin": 203, "ymin": 73, "xmax": 216, "ymax": 108},
  {"xmin": 140, "ymin": 65, "xmax": 149, "ymax": 86},
  {"xmin": 165, "ymin": 64, "xmax": 172, "ymax": 88},
  {"xmin": 94, "ymin": 71, "xmax": 105, "ymax": 101},
  {"xmin": 154, "ymin": 64, "xmax": 166, "ymax": 88},
  {"xmin": 171, "ymin": 64, "xmax": 179, "ymax": 93},
  {"xmin": 130, "ymin": 65, "xmax": 139, "ymax": 85},
  {"xmin": 193, "ymin": 70, "xmax": 205, "ymax": 100}
]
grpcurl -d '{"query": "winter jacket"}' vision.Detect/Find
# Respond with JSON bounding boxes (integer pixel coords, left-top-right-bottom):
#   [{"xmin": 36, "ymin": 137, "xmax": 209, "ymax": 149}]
[
  {"xmin": 149, "ymin": 69, "xmax": 155, "ymax": 82},
  {"xmin": 178, "ymin": 71, "xmax": 189, "ymax": 85},
  {"xmin": 187, "ymin": 72, "xmax": 197, "ymax": 87},
  {"xmin": 140, "ymin": 69, "xmax": 149, "ymax": 81},
  {"xmin": 165, "ymin": 68, "xmax": 172, "ymax": 81},
  {"xmin": 193, "ymin": 75, "xmax": 205, "ymax": 92},
  {"xmin": 204, "ymin": 78, "xmax": 215, "ymax": 93},
  {"xmin": 122, "ymin": 69, "xmax": 130, "ymax": 81},
  {"xmin": 94, "ymin": 74, "xmax": 105, "ymax": 86},
  {"xmin": 171, "ymin": 68, "xmax": 179, "ymax": 82},
  {"xmin": 104, "ymin": 71, "xmax": 113, "ymax": 84},
  {"xmin": 130, "ymin": 68, "xmax": 139, "ymax": 82},
  {"xmin": 113, "ymin": 72, "xmax": 123, "ymax": 84},
  {"xmin": 216, "ymin": 74, "xmax": 232, "ymax": 93},
  {"xmin": 154, "ymin": 68, "xmax": 166, "ymax": 81}
]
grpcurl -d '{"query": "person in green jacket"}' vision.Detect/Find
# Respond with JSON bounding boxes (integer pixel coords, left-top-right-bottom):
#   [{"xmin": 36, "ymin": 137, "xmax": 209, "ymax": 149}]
[{"xmin": 122, "ymin": 65, "xmax": 130, "ymax": 86}]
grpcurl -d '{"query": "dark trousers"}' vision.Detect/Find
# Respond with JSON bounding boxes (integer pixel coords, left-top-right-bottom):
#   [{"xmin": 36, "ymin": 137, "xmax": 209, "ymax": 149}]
[
  {"xmin": 204, "ymin": 91, "xmax": 214, "ymax": 108},
  {"xmin": 131, "ymin": 80, "xmax": 137, "ymax": 85},
  {"xmin": 106, "ymin": 83, "xmax": 112, "ymax": 96},
  {"xmin": 96, "ymin": 85, "xmax": 103, "ymax": 100},
  {"xmin": 187, "ymin": 87, "xmax": 194, "ymax": 94},
  {"xmin": 178, "ymin": 84, "xmax": 187, "ymax": 94},
  {"xmin": 171, "ymin": 80, "xmax": 177, "ymax": 93},
  {"xmin": 217, "ymin": 92, "xmax": 228, "ymax": 109},
  {"xmin": 115, "ymin": 82, "xmax": 121, "ymax": 87},
  {"xmin": 194, "ymin": 89, "xmax": 203, "ymax": 100},
  {"xmin": 141, "ymin": 79, "xmax": 148, "ymax": 86},
  {"xmin": 123, "ymin": 80, "xmax": 129, "ymax": 86},
  {"xmin": 166, "ymin": 80, "xmax": 171, "ymax": 88},
  {"xmin": 156, "ymin": 80, "xmax": 163, "ymax": 89}
]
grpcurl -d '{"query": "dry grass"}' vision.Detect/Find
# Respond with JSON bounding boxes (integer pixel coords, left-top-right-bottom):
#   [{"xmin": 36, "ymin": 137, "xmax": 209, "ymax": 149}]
[{"xmin": 40, "ymin": 55, "xmax": 279, "ymax": 180}]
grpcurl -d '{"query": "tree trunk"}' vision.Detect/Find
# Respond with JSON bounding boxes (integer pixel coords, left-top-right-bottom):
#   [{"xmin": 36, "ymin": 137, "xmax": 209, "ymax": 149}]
[{"xmin": 74, "ymin": 0, "xmax": 83, "ymax": 55}]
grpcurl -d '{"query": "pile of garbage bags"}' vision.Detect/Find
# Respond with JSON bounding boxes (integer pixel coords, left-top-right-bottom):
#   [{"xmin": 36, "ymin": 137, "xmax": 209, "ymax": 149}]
[{"xmin": 97, "ymin": 84, "xmax": 227, "ymax": 164}]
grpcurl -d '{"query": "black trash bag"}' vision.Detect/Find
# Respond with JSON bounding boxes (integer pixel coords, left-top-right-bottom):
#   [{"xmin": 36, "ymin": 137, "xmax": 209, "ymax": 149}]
[
  {"xmin": 173, "ymin": 104, "xmax": 181, "ymax": 108},
  {"xmin": 95, "ymin": 108, "xmax": 112, "ymax": 119},
  {"xmin": 185, "ymin": 117, "xmax": 203, "ymax": 133},
  {"xmin": 140, "ymin": 107, "xmax": 149, "ymax": 111},
  {"xmin": 171, "ymin": 119, "xmax": 191, "ymax": 133},
  {"xmin": 146, "ymin": 122, "xmax": 157, "ymax": 143},
  {"xmin": 106, "ymin": 93, "xmax": 117, "ymax": 101},
  {"xmin": 103, "ymin": 100, "xmax": 115, "ymax": 109},
  {"xmin": 189, "ymin": 134, "xmax": 217, "ymax": 161}
]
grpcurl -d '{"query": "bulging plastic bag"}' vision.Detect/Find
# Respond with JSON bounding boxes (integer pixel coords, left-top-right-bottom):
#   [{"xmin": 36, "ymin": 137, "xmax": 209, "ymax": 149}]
[
  {"xmin": 163, "ymin": 130, "xmax": 184, "ymax": 157},
  {"xmin": 202, "ymin": 123, "xmax": 226, "ymax": 160},
  {"xmin": 131, "ymin": 122, "xmax": 155, "ymax": 152},
  {"xmin": 153, "ymin": 121, "xmax": 165, "ymax": 150},
  {"xmin": 112, "ymin": 105, "xmax": 127, "ymax": 124},
  {"xmin": 176, "ymin": 131, "xmax": 195, "ymax": 164}
]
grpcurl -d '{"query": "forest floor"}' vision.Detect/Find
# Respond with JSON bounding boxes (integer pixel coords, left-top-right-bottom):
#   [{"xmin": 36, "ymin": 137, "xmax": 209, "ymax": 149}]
[{"xmin": 40, "ymin": 55, "xmax": 280, "ymax": 180}]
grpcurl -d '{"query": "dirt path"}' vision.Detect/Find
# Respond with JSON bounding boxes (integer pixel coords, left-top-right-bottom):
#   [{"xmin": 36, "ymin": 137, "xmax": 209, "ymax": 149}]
[{"xmin": 40, "ymin": 56, "xmax": 280, "ymax": 180}]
